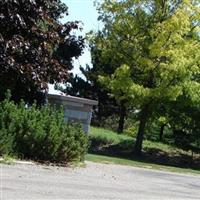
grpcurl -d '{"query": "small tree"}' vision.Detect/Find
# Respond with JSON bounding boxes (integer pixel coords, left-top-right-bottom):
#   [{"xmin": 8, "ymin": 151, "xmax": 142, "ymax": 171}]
[{"xmin": 95, "ymin": 0, "xmax": 200, "ymax": 154}]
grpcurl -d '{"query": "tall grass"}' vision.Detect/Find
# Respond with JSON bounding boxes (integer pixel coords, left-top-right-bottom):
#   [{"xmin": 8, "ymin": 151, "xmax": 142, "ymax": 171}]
[{"xmin": 89, "ymin": 126, "xmax": 133, "ymax": 146}]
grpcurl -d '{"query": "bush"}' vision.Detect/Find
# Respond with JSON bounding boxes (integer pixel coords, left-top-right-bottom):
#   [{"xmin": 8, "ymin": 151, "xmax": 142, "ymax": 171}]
[{"xmin": 0, "ymin": 95, "xmax": 88, "ymax": 163}]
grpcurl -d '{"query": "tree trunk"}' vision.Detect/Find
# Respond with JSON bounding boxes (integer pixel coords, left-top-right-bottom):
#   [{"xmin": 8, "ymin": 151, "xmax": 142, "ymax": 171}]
[
  {"xmin": 117, "ymin": 103, "xmax": 126, "ymax": 133},
  {"xmin": 134, "ymin": 104, "xmax": 150, "ymax": 155},
  {"xmin": 159, "ymin": 124, "xmax": 166, "ymax": 141},
  {"xmin": 97, "ymin": 92, "xmax": 102, "ymax": 126}
]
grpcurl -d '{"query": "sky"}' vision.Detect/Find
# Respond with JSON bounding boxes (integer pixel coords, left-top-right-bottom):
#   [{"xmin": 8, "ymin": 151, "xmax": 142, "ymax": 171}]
[{"xmin": 49, "ymin": 0, "xmax": 100, "ymax": 94}]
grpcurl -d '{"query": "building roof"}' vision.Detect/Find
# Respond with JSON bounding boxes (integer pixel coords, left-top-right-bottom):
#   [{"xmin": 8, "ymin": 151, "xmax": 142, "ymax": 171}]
[{"xmin": 47, "ymin": 94, "xmax": 98, "ymax": 106}]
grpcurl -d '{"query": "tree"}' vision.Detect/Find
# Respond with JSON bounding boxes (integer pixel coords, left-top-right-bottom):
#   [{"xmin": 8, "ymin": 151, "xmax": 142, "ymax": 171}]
[
  {"xmin": 167, "ymin": 94, "xmax": 200, "ymax": 153},
  {"xmin": 95, "ymin": 0, "xmax": 200, "ymax": 154},
  {"xmin": 61, "ymin": 32, "xmax": 128, "ymax": 132},
  {"xmin": 91, "ymin": 34, "xmax": 129, "ymax": 133},
  {"xmin": 0, "ymin": 0, "xmax": 84, "ymax": 104}
]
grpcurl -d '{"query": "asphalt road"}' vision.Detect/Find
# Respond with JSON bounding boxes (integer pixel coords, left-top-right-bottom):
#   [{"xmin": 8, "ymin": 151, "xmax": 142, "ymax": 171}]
[{"xmin": 1, "ymin": 161, "xmax": 200, "ymax": 200}]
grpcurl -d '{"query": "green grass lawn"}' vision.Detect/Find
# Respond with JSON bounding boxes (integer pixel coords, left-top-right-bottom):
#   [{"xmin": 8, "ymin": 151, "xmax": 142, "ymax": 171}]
[
  {"xmin": 85, "ymin": 154, "xmax": 200, "ymax": 175},
  {"xmin": 88, "ymin": 126, "xmax": 200, "ymax": 174}
]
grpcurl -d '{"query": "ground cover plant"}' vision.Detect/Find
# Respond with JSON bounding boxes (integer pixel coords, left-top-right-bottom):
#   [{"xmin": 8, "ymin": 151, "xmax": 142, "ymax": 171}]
[{"xmin": 0, "ymin": 94, "xmax": 88, "ymax": 163}]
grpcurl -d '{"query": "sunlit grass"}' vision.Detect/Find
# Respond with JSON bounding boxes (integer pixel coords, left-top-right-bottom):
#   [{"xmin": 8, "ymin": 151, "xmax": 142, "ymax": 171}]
[
  {"xmin": 86, "ymin": 154, "xmax": 200, "ymax": 175},
  {"xmin": 88, "ymin": 126, "xmax": 200, "ymax": 174}
]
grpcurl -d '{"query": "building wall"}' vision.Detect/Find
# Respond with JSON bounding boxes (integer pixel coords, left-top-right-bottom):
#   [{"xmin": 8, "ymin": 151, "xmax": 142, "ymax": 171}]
[
  {"xmin": 48, "ymin": 97, "xmax": 94, "ymax": 133},
  {"xmin": 64, "ymin": 108, "xmax": 92, "ymax": 133}
]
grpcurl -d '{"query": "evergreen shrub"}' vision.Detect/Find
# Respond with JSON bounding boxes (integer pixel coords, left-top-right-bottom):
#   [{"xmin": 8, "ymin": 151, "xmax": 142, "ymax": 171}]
[{"xmin": 0, "ymin": 94, "xmax": 88, "ymax": 163}]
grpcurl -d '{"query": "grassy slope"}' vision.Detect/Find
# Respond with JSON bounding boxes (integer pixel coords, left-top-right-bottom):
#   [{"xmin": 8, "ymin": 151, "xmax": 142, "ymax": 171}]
[
  {"xmin": 89, "ymin": 126, "xmax": 133, "ymax": 144},
  {"xmin": 89, "ymin": 126, "xmax": 184, "ymax": 153},
  {"xmin": 87, "ymin": 126, "xmax": 200, "ymax": 175}
]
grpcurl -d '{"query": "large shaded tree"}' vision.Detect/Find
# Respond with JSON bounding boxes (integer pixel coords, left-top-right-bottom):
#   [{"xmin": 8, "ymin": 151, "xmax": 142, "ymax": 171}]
[
  {"xmin": 61, "ymin": 32, "xmax": 128, "ymax": 132},
  {"xmin": 0, "ymin": 0, "xmax": 84, "ymax": 104},
  {"xmin": 95, "ymin": 0, "xmax": 200, "ymax": 154},
  {"xmin": 89, "ymin": 32, "xmax": 129, "ymax": 133}
]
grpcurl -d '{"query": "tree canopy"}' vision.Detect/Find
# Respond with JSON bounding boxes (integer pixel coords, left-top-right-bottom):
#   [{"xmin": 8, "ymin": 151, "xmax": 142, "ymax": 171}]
[
  {"xmin": 0, "ymin": 0, "xmax": 84, "ymax": 104},
  {"xmin": 93, "ymin": 0, "xmax": 200, "ymax": 154}
]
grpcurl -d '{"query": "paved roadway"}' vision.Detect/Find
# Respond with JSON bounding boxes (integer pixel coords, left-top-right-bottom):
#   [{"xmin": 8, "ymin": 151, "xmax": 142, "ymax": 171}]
[{"xmin": 1, "ymin": 161, "xmax": 200, "ymax": 199}]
